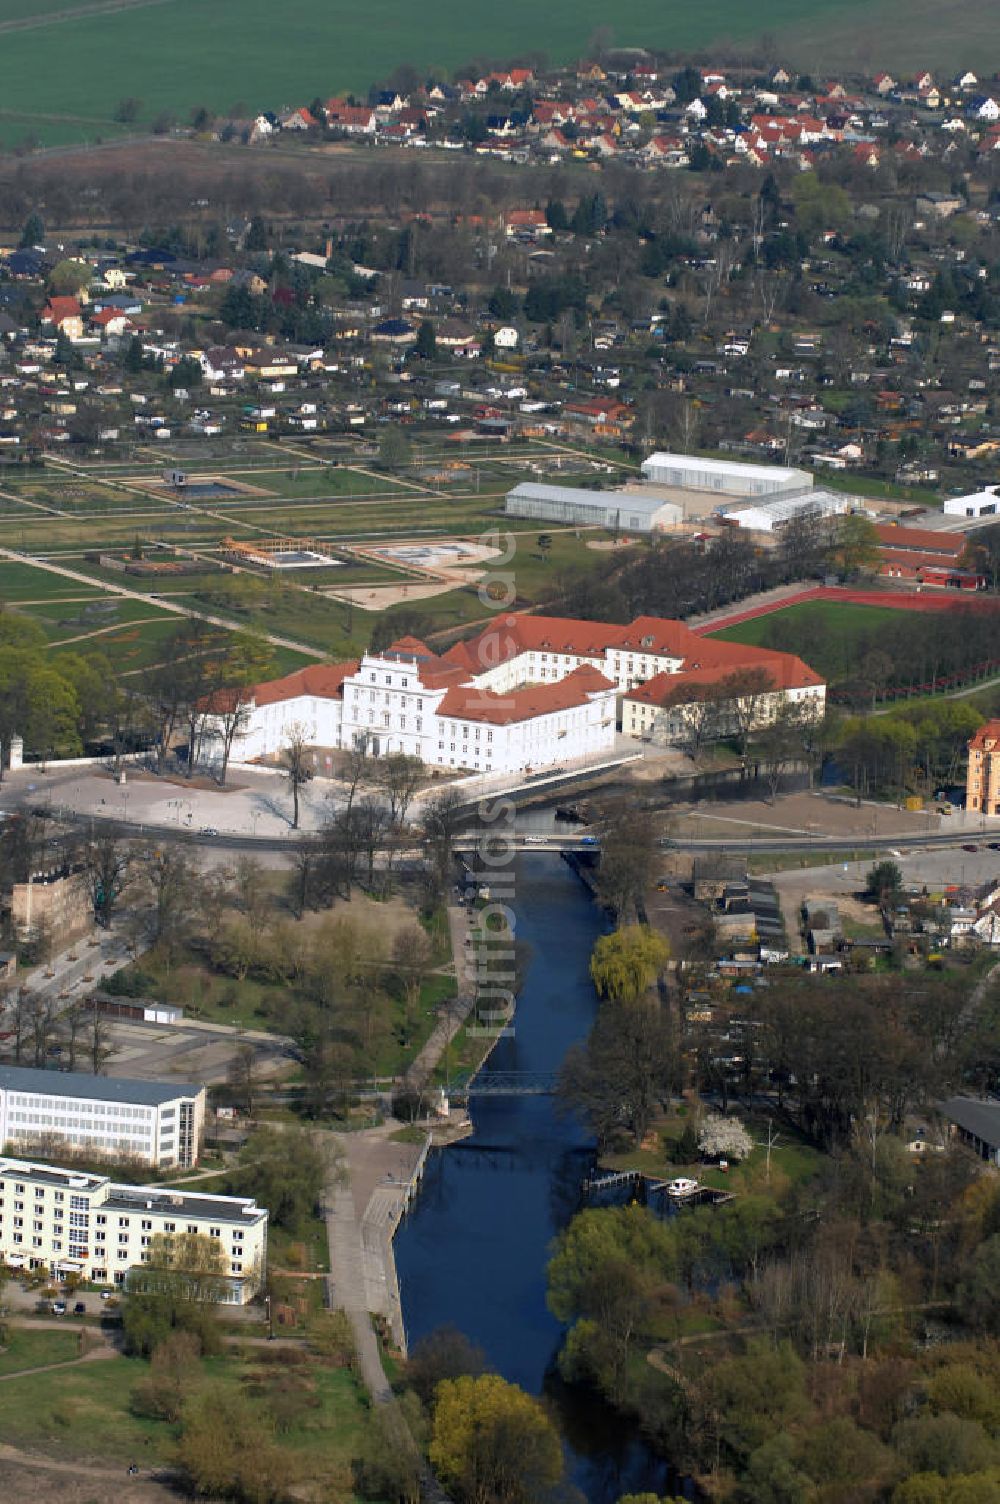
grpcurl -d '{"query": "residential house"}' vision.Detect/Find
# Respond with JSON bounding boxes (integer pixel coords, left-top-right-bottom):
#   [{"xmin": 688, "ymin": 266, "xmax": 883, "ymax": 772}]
[{"xmin": 40, "ymin": 297, "xmax": 84, "ymax": 340}]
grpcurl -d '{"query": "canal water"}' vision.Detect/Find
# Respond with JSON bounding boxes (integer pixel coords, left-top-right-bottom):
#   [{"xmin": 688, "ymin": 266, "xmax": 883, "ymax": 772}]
[{"xmin": 394, "ymin": 854, "xmax": 672, "ymax": 1502}]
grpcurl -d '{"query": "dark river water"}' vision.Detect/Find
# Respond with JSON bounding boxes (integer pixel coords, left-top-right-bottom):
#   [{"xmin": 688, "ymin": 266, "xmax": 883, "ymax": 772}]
[{"xmin": 394, "ymin": 854, "xmax": 673, "ymax": 1502}]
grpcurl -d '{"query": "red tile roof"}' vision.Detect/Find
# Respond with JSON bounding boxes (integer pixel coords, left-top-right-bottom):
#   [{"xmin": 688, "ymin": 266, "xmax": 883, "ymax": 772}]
[
  {"xmin": 875, "ymin": 523, "xmax": 964, "ymax": 556},
  {"xmin": 627, "ymin": 652, "xmax": 823, "ymax": 705},
  {"xmin": 437, "ymin": 664, "xmax": 614, "ymax": 725},
  {"xmin": 969, "ymin": 720, "xmax": 1000, "ymax": 751},
  {"xmin": 252, "ymin": 661, "xmax": 360, "ymax": 707}
]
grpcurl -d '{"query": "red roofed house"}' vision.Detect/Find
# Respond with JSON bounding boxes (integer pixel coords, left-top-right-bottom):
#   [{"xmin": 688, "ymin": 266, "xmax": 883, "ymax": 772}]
[
  {"xmin": 323, "ymin": 99, "xmax": 377, "ymax": 134},
  {"xmin": 41, "ymin": 297, "xmax": 84, "ymax": 339},
  {"xmin": 203, "ymin": 613, "xmax": 825, "ymax": 774}
]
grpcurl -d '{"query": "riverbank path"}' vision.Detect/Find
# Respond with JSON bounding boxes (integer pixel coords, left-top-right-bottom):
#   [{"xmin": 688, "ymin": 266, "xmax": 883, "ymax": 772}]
[
  {"xmin": 321, "ymin": 1132, "xmax": 395, "ymax": 1404},
  {"xmin": 404, "ymin": 905, "xmax": 475, "ymax": 1093}
]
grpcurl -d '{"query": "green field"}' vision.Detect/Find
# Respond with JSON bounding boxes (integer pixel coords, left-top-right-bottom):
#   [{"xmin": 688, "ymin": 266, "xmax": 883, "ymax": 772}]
[
  {"xmin": 0, "ymin": 0, "xmax": 991, "ymax": 146},
  {"xmin": 0, "ymin": 1344, "xmax": 369, "ymax": 1481},
  {"xmin": 711, "ymin": 601, "xmax": 908, "ymax": 653}
]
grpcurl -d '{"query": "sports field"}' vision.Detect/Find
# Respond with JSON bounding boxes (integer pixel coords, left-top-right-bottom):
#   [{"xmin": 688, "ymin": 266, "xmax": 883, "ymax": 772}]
[{"xmin": 0, "ymin": 0, "xmax": 991, "ymax": 146}]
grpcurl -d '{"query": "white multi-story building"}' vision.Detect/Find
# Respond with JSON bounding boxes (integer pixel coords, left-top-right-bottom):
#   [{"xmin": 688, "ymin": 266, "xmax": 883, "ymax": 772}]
[
  {"xmin": 0, "ymin": 1157, "xmax": 267, "ymax": 1301},
  {"xmin": 0, "ymin": 1067, "xmax": 205, "ymax": 1169},
  {"xmin": 622, "ymin": 647, "xmax": 827, "ymax": 745},
  {"xmin": 211, "ymin": 614, "xmax": 825, "ymax": 772}
]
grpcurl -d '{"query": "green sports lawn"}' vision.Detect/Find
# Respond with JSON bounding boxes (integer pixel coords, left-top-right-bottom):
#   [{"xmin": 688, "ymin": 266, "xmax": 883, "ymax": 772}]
[
  {"xmin": 0, "ymin": 0, "xmax": 987, "ymax": 145},
  {"xmin": 710, "ymin": 600, "xmax": 909, "ymax": 650}
]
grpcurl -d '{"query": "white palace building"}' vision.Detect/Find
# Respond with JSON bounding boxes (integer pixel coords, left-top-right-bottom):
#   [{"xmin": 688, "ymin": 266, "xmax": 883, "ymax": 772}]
[{"xmin": 211, "ymin": 614, "xmax": 825, "ymax": 776}]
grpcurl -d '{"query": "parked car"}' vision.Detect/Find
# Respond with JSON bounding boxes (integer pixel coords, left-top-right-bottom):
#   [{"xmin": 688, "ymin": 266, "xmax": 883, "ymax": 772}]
[
  {"xmin": 51, "ymin": 1300, "xmax": 66, "ymax": 1315},
  {"xmin": 73, "ymin": 1301, "xmax": 86, "ymax": 1316},
  {"xmin": 962, "ymin": 844, "xmax": 979, "ymax": 853}
]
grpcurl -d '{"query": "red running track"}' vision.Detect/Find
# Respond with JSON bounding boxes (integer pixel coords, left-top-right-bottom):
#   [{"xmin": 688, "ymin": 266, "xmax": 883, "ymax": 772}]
[{"xmin": 697, "ymin": 586, "xmax": 1000, "ymax": 636}]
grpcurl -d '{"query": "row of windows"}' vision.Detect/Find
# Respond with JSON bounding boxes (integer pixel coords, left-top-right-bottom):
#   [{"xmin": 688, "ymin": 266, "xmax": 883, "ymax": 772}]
[{"xmin": 8, "ymin": 1099, "xmax": 152, "ymax": 1119}]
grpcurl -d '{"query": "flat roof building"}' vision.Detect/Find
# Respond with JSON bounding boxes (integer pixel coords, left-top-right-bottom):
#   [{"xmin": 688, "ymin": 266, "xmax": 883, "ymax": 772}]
[
  {"xmin": 0, "ymin": 1067, "xmax": 205, "ymax": 1169},
  {"xmin": 0, "ymin": 1156, "xmax": 267, "ymax": 1301},
  {"xmin": 640, "ymin": 453, "xmax": 812, "ymax": 497},
  {"xmin": 505, "ymin": 481, "xmax": 681, "ymax": 532},
  {"xmin": 943, "ymin": 488, "xmax": 1000, "ymax": 519}
]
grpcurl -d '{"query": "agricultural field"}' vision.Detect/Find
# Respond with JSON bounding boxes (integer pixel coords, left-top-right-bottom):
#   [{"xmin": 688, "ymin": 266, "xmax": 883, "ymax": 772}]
[{"xmin": 0, "ymin": 0, "xmax": 984, "ymax": 146}]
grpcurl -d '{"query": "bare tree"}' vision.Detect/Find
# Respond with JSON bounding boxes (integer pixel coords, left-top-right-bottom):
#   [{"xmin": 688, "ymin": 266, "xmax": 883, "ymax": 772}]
[
  {"xmin": 232, "ymin": 855, "xmax": 269, "ymax": 931},
  {"xmin": 137, "ymin": 843, "xmax": 202, "ymax": 957},
  {"xmin": 9, "ymin": 987, "xmax": 29, "ymax": 1065},
  {"xmin": 281, "ymin": 722, "xmax": 314, "ymax": 831},
  {"xmin": 64, "ymin": 998, "xmax": 90, "ymax": 1072},
  {"xmin": 721, "ymin": 667, "xmax": 776, "ymax": 771},
  {"xmin": 27, "ymin": 993, "xmax": 56, "ymax": 1068},
  {"xmin": 84, "ymin": 826, "xmax": 131, "ymax": 928},
  {"xmin": 226, "ymin": 1041, "xmax": 261, "ymax": 1116},
  {"xmin": 88, "ymin": 1007, "xmax": 118, "ymax": 1076},
  {"xmin": 420, "ymin": 787, "xmax": 466, "ymax": 902},
  {"xmin": 377, "ymin": 752, "xmax": 424, "ymax": 830},
  {"xmin": 354, "ymin": 796, "xmax": 390, "ymax": 890},
  {"xmin": 392, "ymin": 924, "xmax": 434, "ymax": 1012}
]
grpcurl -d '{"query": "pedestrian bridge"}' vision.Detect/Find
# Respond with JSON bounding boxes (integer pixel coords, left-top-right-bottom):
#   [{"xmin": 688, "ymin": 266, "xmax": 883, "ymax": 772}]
[{"xmin": 461, "ymin": 1071, "xmax": 559, "ymax": 1096}]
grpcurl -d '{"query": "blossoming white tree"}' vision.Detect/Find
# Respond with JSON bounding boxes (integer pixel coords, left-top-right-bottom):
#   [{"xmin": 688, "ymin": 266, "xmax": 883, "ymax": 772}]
[{"xmin": 698, "ymin": 1113, "xmax": 753, "ymax": 1162}]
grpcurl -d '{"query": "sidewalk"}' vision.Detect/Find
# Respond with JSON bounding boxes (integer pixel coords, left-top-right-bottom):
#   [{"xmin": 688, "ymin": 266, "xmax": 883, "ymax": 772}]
[{"xmin": 403, "ymin": 905, "xmax": 474, "ymax": 1093}]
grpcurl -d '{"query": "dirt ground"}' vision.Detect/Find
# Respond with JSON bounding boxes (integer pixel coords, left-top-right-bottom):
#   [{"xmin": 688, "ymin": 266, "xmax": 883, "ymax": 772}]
[
  {"xmin": 669, "ymin": 789, "xmax": 941, "ymax": 843},
  {"xmin": 0, "ymin": 1448, "xmax": 180, "ymax": 1503},
  {"xmin": 768, "ymin": 876, "xmax": 881, "ymax": 947}
]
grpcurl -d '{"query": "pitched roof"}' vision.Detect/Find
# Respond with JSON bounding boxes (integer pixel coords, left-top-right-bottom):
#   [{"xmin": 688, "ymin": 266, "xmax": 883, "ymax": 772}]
[
  {"xmin": 451, "ymin": 614, "xmax": 625, "ymax": 667},
  {"xmin": 969, "ymin": 719, "xmax": 1000, "ymax": 751},
  {"xmin": 437, "ymin": 663, "xmax": 614, "ymax": 725},
  {"xmin": 252, "ymin": 661, "xmax": 360, "ymax": 707},
  {"xmin": 626, "ymin": 651, "xmax": 822, "ymax": 705},
  {"xmin": 875, "ymin": 523, "xmax": 964, "ymax": 556},
  {"xmin": 941, "ymin": 1095, "xmax": 1000, "ymax": 1147}
]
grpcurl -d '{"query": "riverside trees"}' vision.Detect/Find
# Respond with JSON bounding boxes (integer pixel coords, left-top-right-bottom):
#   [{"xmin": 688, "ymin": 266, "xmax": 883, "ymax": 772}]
[{"xmin": 563, "ymin": 925, "xmax": 675, "ymax": 1148}]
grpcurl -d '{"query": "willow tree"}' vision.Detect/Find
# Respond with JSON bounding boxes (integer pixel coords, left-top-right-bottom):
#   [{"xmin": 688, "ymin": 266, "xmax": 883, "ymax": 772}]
[{"xmin": 590, "ymin": 925, "xmax": 670, "ymax": 1004}]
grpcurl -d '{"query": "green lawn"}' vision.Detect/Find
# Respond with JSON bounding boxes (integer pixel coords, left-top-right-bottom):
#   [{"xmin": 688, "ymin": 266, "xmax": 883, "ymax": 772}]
[
  {"xmin": 0, "ymin": 1326, "xmax": 81, "ymax": 1375},
  {"xmin": 0, "ymin": 1343, "xmax": 369, "ymax": 1484},
  {"xmin": 0, "ymin": 560, "xmax": 104, "ymax": 601},
  {"xmin": 711, "ymin": 600, "xmax": 908, "ymax": 651},
  {"xmin": 0, "ymin": 1351, "xmax": 174, "ymax": 1461},
  {"xmin": 710, "ymin": 600, "xmax": 933, "ymax": 687},
  {"xmin": 603, "ymin": 1113, "xmax": 826, "ymax": 1197}
]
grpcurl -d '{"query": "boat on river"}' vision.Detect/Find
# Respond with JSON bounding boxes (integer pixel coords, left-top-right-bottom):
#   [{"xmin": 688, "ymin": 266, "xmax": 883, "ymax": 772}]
[{"xmin": 666, "ymin": 1177, "xmax": 700, "ymax": 1199}]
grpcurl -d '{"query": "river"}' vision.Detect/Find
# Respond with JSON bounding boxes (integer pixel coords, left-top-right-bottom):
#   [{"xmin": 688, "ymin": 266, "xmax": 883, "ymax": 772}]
[{"xmin": 394, "ymin": 853, "xmax": 672, "ymax": 1502}]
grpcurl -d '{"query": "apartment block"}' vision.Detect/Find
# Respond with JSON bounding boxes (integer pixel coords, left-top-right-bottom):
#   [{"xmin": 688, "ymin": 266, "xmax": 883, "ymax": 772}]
[{"xmin": 0, "ymin": 1157, "xmax": 267, "ymax": 1302}]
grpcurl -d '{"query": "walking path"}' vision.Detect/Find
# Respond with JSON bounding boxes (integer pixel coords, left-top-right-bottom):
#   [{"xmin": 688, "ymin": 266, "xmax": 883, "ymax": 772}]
[
  {"xmin": 0, "ymin": 545, "xmax": 327, "ymax": 660},
  {"xmin": 321, "ymin": 1134, "xmax": 393, "ymax": 1403},
  {"xmin": 404, "ymin": 905, "xmax": 474, "ymax": 1092},
  {"xmin": 0, "ymin": 1343, "xmax": 117, "ymax": 1382}
]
